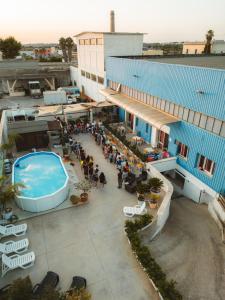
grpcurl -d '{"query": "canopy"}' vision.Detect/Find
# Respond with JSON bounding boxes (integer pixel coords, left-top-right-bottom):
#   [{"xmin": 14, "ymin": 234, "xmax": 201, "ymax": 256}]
[{"xmin": 100, "ymin": 88, "xmax": 179, "ymax": 132}]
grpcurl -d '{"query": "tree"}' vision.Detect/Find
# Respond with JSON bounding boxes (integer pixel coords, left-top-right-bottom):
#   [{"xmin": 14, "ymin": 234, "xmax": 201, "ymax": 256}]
[
  {"xmin": 0, "ymin": 175, "xmax": 24, "ymax": 212},
  {"xmin": 1, "ymin": 132, "xmax": 21, "ymax": 158},
  {"xmin": 203, "ymin": 29, "xmax": 214, "ymax": 54},
  {"xmin": 0, "ymin": 36, "xmax": 22, "ymax": 59},
  {"xmin": 66, "ymin": 37, "xmax": 74, "ymax": 62},
  {"xmin": 59, "ymin": 37, "xmax": 68, "ymax": 62}
]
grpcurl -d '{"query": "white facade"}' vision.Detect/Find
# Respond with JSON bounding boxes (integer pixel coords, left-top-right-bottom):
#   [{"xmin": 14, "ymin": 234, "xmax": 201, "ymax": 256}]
[
  {"xmin": 72, "ymin": 32, "xmax": 143, "ymax": 102},
  {"xmin": 182, "ymin": 42, "xmax": 205, "ymax": 54},
  {"xmin": 0, "ymin": 51, "xmax": 2, "ymax": 61},
  {"xmin": 211, "ymin": 40, "xmax": 225, "ymax": 54}
]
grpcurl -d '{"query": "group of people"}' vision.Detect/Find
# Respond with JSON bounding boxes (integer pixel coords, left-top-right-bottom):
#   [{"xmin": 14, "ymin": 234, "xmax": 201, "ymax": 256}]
[
  {"xmin": 89, "ymin": 121, "xmax": 138, "ymax": 189},
  {"xmin": 70, "ymin": 139, "xmax": 107, "ymax": 188}
]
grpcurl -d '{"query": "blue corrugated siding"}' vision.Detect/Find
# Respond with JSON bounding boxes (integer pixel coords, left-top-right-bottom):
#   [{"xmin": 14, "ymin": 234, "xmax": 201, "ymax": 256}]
[
  {"xmin": 106, "ymin": 57, "xmax": 225, "ymax": 120},
  {"xmin": 135, "ymin": 118, "xmax": 151, "ymax": 142},
  {"xmin": 168, "ymin": 122, "xmax": 225, "ymax": 193},
  {"xmin": 118, "ymin": 108, "xmax": 125, "ymax": 121}
]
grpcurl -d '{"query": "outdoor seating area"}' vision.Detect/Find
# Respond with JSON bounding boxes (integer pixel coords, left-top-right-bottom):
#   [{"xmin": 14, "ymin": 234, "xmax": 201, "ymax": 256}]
[{"xmin": 107, "ymin": 122, "xmax": 171, "ymax": 162}]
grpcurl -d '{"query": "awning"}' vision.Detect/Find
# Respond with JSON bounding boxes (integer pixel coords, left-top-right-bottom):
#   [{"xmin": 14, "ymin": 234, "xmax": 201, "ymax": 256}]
[
  {"xmin": 63, "ymin": 104, "xmax": 90, "ymax": 114},
  {"xmin": 37, "ymin": 105, "xmax": 62, "ymax": 117},
  {"xmin": 100, "ymin": 88, "xmax": 179, "ymax": 132}
]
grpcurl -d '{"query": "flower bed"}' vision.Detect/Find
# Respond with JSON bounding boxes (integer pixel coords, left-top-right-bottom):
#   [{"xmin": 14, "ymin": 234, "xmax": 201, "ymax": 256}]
[{"xmin": 125, "ymin": 214, "xmax": 182, "ymax": 300}]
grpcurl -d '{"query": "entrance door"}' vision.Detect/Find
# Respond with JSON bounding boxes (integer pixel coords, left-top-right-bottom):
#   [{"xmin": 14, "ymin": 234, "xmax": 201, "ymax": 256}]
[
  {"xmin": 128, "ymin": 113, "xmax": 134, "ymax": 129},
  {"xmin": 158, "ymin": 130, "xmax": 169, "ymax": 149}
]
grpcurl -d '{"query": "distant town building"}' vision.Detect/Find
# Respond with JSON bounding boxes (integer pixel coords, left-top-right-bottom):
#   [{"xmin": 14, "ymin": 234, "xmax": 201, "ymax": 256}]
[
  {"xmin": 143, "ymin": 49, "xmax": 163, "ymax": 56},
  {"xmin": 211, "ymin": 40, "xmax": 225, "ymax": 54},
  {"xmin": 0, "ymin": 51, "xmax": 2, "ymax": 61},
  {"xmin": 182, "ymin": 42, "xmax": 205, "ymax": 54}
]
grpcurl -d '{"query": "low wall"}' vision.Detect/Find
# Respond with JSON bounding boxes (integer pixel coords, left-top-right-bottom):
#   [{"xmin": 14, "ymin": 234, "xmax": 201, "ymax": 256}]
[{"xmin": 145, "ymin": 162, "xmax": 174, "ymax": 240}]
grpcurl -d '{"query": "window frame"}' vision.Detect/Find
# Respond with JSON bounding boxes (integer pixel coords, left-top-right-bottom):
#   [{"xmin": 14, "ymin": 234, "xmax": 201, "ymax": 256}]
[
  {"xmin": 197, "ymin": 154, "xmax": 215, "ymax": 176},
  {"xmin": 177, "ymin": 141, "xmax": 189, "ymax": 160}
]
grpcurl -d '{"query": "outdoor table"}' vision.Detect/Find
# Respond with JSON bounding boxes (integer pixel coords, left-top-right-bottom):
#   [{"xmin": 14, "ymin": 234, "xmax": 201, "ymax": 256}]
[
  {"xmin": 144, "ymin": 146, "xmax": 154, "ymax": 153},
  {"xmin": 131, "ymin": 136, "xmax": 144, "ymax": 145}
]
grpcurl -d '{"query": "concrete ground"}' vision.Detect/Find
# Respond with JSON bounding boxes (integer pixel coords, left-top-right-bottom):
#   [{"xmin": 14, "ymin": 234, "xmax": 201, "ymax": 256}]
[
  {"xmin": 142, "ymin": 196, "xmax": 225, "ymax": 300},
  {"xmin": 0, "ymin": 95, "xmax": 44, "ymax": 109},
  {"xmin": 0, "ymin": 134, "xmax": 159, "ymax": 300}
]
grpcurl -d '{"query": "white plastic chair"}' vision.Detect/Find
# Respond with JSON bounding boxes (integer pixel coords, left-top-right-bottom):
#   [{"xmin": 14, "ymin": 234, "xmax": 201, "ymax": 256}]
[
  {"xmin": 0, "ymin": 223, "xmax": 27, "ymax": 240},
  {"xmin": 123, "ymin": 201, "xmax": 147, "ymax": 217},
  {"xmin": 0, "ymin": 238, "xmax": 29, "ymax": 255},
  {"xmin": 2, "ymin": 251, "xmax": 35, "ymax": 277}
]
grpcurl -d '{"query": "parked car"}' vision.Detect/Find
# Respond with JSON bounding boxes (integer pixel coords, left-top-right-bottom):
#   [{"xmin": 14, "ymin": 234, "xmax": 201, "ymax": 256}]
[{"xmin": 32, "ymin": 271, "xmax": 59, "ymax": 298}]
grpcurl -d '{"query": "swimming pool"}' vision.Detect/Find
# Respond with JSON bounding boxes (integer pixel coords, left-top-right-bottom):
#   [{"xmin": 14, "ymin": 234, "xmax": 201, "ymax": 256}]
[{"xmin": 13, "ymin": 152, "xmax": 69, "ymax": 212}]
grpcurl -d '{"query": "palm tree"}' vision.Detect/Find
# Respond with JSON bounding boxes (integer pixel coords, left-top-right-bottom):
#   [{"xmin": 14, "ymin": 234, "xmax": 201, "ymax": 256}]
[
  {"xmin": 66, "ymin": 37, "xmax": 74, "ymax": 62},
  {"xmin": 0, "ymin": 176, "xmax": 24, "ymax": 212},
  {"xmin": 59, "ymin": 37, "xmax": 68, "ymax": 62},
  {"xmin": 204, "ymin": 29, "xmax": 214, "ymax": 54},
  {"xmin": 1, "ymin": 132, "xmax": 21, "ymax": 158}
]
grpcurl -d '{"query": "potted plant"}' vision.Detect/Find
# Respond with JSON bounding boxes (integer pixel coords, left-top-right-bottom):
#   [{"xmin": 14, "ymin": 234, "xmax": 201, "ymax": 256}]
[
  {"xmin": 148, "ymin": 177, "xmax": 164, "ymax": 200},
  {"xmin": 70, "ymin": 195, "xmax": 80, "ymax": 205},
  {"xmin": 75, "ymin": 180, "xmax": 92, "ymax": 202}
]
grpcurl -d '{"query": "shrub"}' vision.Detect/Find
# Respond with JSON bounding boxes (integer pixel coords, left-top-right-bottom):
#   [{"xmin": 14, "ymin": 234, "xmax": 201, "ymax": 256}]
[
  {"xmin": 125, "ymin": 215, "xmax": 182, "ymax": 300},
  {"xmin": 7, "ymin": 276, "xmax": 32, "ymax": 300}
]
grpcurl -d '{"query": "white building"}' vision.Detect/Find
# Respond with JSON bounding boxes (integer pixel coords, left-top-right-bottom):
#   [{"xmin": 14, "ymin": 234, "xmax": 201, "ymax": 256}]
[
  {"xmin": 0, "ymin": 51, "xmax": 3, "ymax": 61},
  {"xmin": 211, "ymin": 40, "xmax": 225, "ymax": 54},
  {"xmin": 70, "ymin": 31, "xmax": 143, "ymax": 102},
  {"xmin": 182, "ymin": 42, "xmax": 205, "ymax": 54}
]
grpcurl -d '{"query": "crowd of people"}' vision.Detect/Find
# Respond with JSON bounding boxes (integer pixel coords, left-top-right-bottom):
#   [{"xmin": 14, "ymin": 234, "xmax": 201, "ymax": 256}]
[{"xmin": 70, "ymin": 138, "xmax": 106, "ymax": 188}]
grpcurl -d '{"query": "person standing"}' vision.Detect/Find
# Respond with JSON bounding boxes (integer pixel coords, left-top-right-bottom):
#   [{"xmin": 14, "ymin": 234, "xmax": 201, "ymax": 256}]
[
  {"xmin": 99, "ymin": 172, "xmax": 106, "ymax": 188},
  {"xmin": 117, "ymin": 170, "xmax": 123, "ymax": 189}
]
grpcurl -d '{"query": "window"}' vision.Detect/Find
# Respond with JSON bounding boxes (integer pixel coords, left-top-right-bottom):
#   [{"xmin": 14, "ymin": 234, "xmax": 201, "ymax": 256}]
[
  {"xmin": 91, "ymin": 74, "xmax": 96, "ymax": 81},
  {"xmin": 177, "ymin": 141, "xmax": 189, "ymax": 159},
  {"xmin": 135, "ymin": 117, "xmax": 139, "ymax": 126},
  {"xmin": 198, "ymin": 155, "xmax": 215, "ymax": 176},
  {"xmin": 79, "ymin": 39, "xmax": 84, "ymax": 45},
  {"xmin": 81, "ymin": 70, "xmax": 85, "ymax": 76},
  {"xmin": 146, "ymin": 123, "xmax": 149, "ymax": 133},
  {"xmin": 84, "ymin": 39, "xmax": 90, "ymax": 45},
  {"xmin": 96, "ymin": 38, "xmax": 103, "ymax": 45},
  {"xmin": 90, "ymin": 38, "xmax": 96, "ymax": 45},
  {"xmin": 85, "ymin": 72, "xmax": 90, "ymax": 79},
  {"xmin": 158, "ymin": 130, "xmax": 169, "ymax": 149},
  {"xmin": 195, "ymin": 49, "xmax": 197, "ymax": 54},
  {"xmin": 97, "ymin": 76, "xmax": 104, "ymax": 84}
]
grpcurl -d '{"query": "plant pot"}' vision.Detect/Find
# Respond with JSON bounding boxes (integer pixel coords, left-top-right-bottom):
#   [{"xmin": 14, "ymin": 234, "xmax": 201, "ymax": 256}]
[
  {"xmin": 150, "ymin": 188, "xmax": 161, "ymax": 200},
  {"xmin": 70, "ymin": 195, "xmax": 80, "ymax": 205},
  {"xmin": 80, "ymin": 192, "xmax": 88, "ymax": 202},
  {"xmin": 149, "ymin": 201, "xmax": 157, "ymax": 209},
  {"xmin": 3, "ymin": 207, "xmax": 13, "ymax": 220}
]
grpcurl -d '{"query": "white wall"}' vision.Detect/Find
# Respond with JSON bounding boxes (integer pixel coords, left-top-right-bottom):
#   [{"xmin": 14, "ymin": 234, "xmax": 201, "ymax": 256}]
[
  {"xmin": 77, "ymin": 33, "xmax": 104, "ymax": 77},
  {"xmin": 104, "ymin": 34, "xmax": 143, "ymax": 58},
  {"xmin": 211, "ymin": 41, "xmax": 225, "ymax": 54},
  {"xmin": 70, "ymin": 66, "xmax": 79, "ymax": 86}
]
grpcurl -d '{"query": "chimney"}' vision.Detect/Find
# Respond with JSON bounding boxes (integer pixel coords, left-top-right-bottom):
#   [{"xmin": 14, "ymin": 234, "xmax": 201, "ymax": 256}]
[{"xmin": 110, "ymin": 10, "xmax": 115, "ymax": 33}]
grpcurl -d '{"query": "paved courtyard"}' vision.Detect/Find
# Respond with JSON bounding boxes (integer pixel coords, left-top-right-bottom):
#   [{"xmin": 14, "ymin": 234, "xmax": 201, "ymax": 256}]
[
  {"xmin": 0, "ymin": 134, "xmax": 159, "ymax": 300},
  {"xmin": 142, "ymin": 196, "xmax": 225, "ymax": 300}
]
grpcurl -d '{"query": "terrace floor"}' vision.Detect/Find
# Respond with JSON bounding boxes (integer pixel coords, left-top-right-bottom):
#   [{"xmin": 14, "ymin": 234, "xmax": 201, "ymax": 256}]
[{"xmin": 0, "ymin": 134, "xmax": 159, "ymax": 300}]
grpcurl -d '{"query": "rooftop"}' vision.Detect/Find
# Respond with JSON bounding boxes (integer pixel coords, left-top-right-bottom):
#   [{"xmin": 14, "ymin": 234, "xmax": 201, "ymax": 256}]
[
  {"xmin": 113, "ymin": 54, "xmax": 225, "ymax": 70},
  {"xmin": 74, "ymin": 31, "xmax": 144, "ymax": 37}
]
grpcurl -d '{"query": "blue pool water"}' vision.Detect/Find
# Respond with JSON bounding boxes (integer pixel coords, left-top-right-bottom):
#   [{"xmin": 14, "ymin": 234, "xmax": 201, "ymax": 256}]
[{"xmin": 13, "ymin": 152, "xmax": 68, "ymax": 198}]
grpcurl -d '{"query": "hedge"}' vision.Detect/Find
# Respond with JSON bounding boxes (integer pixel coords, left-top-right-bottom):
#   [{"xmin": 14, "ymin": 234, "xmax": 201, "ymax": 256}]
[{"xmin": 125, "ymin": 214, "xmax": 182, "ymax": 300}]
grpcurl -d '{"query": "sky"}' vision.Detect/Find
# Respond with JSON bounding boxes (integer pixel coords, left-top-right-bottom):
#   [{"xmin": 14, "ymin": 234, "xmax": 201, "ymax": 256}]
[{"xmin": 0, "ymin": 0, "xmax": 225, "ymax": 44}]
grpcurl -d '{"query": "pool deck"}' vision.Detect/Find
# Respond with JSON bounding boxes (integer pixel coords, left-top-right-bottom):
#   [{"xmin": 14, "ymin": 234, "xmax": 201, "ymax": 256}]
[{"xmin": 1, "ymin": 134, "xmax": 159, "ymax": 300}]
